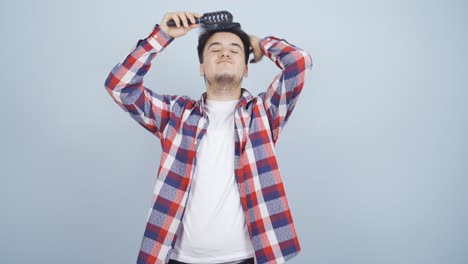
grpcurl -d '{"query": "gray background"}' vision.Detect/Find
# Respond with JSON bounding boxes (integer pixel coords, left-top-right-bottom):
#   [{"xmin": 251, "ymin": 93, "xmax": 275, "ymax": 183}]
[{"xmin": 1, "ymin": 0, "xmax": 467, "ymax": 263}]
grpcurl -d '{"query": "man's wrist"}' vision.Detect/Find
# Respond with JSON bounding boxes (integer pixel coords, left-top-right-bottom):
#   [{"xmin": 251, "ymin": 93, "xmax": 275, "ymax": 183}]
[
  {"xmin": 146, "ymin": 24, "xmax": 174, "ymax": 50},
  {"xmin": 259, "ymin": 37, "xmax": 270, "ymax": 54},
  {"xmin": 150, "ymin": 24, "xmax": 174, "ymax": 41}
]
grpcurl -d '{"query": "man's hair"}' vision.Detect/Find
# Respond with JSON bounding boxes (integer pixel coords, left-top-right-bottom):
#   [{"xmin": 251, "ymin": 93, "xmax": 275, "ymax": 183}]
[{"xmin": 197, "ymin": 27, "xmax": 251, "ymax": 64}]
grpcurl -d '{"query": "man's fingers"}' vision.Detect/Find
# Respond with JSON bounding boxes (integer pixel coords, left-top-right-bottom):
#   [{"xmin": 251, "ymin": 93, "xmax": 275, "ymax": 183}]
[
  {"xmin": 160, "ymin": 11, "xmax": 201, "ymax": 38},
  {"xmin": 170, "ymin": 14, "xmax": 181, "ymax": 27},
  {"xmin": 177, "ymin": 12, "xmax": 189, "ymax": 28},
  {"xmin": 164, "ymin": 11, "xmax": 202, "ymax": 27},
  {"xmin": 185, "ymin": 12, "xmax": 196, "ymax": 25}
]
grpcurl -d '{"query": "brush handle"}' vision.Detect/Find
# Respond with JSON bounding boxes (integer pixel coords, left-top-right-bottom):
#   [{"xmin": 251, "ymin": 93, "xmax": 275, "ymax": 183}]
[{"xmin": 167, "ymin": 18, "xmax": 202, "ymax": 27}]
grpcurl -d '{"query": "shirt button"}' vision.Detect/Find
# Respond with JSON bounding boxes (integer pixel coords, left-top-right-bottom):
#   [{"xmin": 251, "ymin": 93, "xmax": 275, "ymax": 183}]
[{"xmin": 194, "ymin": 140, "xmax": 198, "ymax": 144}]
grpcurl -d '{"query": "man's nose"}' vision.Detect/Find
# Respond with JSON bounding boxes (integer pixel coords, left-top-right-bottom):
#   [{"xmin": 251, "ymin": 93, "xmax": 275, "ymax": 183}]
[{"xmin": 220, "ymin": 49, "xmax": 230, "ymax": 57}]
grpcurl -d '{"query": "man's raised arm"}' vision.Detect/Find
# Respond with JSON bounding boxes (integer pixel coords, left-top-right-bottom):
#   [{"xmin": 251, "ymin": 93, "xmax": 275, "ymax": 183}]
[
  {"xmin": 104, "ymin": 12, "xmax": 201, "ymax": 138},
  {"xmin": 250, "ymin": 35, "xmax": 313, "ymax": 143}
]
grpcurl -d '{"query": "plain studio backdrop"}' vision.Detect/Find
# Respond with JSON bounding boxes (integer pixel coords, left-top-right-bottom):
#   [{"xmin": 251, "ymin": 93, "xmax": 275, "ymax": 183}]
[{"xmin": 1, "ymin": 0, "xmax": 467, "ymax": 263}]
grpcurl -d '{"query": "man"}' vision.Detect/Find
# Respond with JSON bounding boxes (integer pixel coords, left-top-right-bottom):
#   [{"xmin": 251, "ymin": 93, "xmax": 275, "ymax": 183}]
[{"xmin": 105, "ymin": 11, "xmax": 312, "ymax": 264}]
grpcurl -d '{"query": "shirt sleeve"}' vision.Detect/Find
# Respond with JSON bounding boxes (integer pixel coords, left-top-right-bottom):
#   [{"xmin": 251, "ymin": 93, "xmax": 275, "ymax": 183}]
[
  {"xmin": 104, "ymin": 24, "xmax": 182, "ymax": 139},
  {"xmin": 257, "ymin": 36, "xmax": 313, "ymax": 143}
]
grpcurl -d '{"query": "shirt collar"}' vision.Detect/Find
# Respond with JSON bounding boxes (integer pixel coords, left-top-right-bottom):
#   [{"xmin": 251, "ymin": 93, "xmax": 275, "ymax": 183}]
[{"xmin": 199, "ymin": 88, "xmax": 253, "ymax": 115}]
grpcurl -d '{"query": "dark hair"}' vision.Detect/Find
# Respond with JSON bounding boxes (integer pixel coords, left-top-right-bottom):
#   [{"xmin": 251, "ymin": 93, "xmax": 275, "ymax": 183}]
[{"xmin": 197, "ymin": 27, "xmax": 251, "ymax": 64}]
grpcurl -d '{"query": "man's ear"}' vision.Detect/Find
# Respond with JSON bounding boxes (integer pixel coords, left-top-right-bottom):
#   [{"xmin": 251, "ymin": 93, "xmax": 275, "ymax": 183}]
[
  {"xmin": 200, "ymin": 64, "xmax": 204, "ymax": 76},
  {"xmin": 244, "ymin": 65, "xmax": 248, "ymax": 77}
]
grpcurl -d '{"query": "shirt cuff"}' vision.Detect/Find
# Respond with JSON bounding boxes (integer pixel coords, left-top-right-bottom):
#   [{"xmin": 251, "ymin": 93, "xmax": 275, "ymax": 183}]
[
  {"xmin": 144, "ymin": 24, "xmax": 174, "ymax": 51},
  {"xmin": 259, "ymin": 36, "xmax": 276, "ymax": 55}
]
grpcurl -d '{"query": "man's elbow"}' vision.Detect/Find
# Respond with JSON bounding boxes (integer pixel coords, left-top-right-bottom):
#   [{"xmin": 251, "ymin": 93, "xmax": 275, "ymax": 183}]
[{"xmin": 302, "ymin": 50, "xmax": 313, "ymax": 71}]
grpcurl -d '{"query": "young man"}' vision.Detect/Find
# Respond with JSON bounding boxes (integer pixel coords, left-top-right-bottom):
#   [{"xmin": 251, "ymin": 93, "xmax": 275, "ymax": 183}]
[{"xmin": 105, "ymin": 11, "xmax": 312, "ymax": 264}]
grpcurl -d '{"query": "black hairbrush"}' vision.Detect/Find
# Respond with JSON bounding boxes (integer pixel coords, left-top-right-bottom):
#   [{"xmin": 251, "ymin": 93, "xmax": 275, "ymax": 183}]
[{"xmin": 167, "ymin": 10, "xmax": 233, "ymax": 27}]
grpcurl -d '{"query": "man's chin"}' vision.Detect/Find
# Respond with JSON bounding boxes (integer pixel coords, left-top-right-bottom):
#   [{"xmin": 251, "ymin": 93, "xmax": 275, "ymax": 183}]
[{"xmin": 214, "ymin": 73, "xmax": 237, "ymax": 85}]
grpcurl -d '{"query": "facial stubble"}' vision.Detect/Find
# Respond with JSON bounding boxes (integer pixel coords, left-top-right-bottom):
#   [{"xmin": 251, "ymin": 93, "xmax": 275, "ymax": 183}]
[{"xmin": 206, "ymin": 73, "xmax": 243, "ymax": 94}]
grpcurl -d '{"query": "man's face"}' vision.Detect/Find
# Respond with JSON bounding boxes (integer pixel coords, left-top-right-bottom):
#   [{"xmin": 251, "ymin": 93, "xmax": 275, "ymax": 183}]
[{"xmin": 200, "ymin": 32, "xmax": 248, "ymax": 86}]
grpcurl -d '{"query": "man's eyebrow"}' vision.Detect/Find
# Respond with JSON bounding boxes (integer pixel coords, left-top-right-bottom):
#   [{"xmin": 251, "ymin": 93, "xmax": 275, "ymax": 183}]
[
  {"xmin": 207, "ymin": 42, "xmax": 243, "ymax": 50},
  {"xmin": 207, "ymin": 42, "xmax": 221, "ymax": 49},
  {"xmin": 230, "ymin": 43, "xmax": 243, "ymax": 50}
]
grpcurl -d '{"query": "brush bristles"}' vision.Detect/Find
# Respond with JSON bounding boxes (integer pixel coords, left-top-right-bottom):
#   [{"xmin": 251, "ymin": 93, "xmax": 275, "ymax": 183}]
[{"xmin": 201, "ymin": 11, "xmax": 233, "ymax": 25}]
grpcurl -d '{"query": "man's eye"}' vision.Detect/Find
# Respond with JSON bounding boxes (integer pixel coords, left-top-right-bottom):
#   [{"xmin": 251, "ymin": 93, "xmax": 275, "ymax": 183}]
[
  {"xmin": 211, "ymin": 50, "xmax": 220, "ymax": 52},
  {"xmin": 231, "ymin": 50, "xmax": 239, "ymax": 54}
]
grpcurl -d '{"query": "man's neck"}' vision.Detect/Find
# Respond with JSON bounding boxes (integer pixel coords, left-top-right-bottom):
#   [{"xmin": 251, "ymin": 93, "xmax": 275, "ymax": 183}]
[{"xmin": 206, "ymin": 85, "xmax": 241, "ymax": 101}]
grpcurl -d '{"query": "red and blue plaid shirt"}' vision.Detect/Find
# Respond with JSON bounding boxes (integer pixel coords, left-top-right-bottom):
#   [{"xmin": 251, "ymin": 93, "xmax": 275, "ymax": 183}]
[{"xmin": 105, "ymin": 25, "xmax": 312, "ymax": 264}]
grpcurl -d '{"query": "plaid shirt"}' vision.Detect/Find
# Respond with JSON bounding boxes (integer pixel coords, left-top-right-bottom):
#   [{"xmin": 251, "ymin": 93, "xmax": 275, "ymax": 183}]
[{"xmin": 104, "ymin": 25, "xmax": 312, "ymax": 264}]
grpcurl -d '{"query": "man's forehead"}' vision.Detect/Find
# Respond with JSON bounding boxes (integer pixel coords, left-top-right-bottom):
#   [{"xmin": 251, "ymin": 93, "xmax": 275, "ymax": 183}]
[{"xmin": 206, "ymin": 32, "xmax": 243, "ymax": 47}]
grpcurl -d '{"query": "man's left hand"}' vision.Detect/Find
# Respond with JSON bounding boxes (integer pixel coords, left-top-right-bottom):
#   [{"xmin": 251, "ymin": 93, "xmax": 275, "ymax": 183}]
[{"xmin": 249, "ymin": 35, "xmax": 264, "ymax": 64}]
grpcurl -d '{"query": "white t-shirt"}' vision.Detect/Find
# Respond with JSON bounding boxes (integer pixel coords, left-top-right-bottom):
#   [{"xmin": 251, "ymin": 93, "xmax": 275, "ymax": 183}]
[{"xmin": 171, "ymin": 99, "xmax": 255, "ymax": 263}]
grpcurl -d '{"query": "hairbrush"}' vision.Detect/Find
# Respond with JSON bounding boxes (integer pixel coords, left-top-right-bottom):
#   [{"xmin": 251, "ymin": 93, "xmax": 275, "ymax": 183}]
[{"xmin": 167, "ymin": 10, "xmax": 233, "ymax": 27}]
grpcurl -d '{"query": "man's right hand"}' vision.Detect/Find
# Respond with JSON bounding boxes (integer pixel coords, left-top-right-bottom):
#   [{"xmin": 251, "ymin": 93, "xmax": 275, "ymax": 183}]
[{"xmin": 159, "ymin": 11, "xmax": 202, "ymax": 39}]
